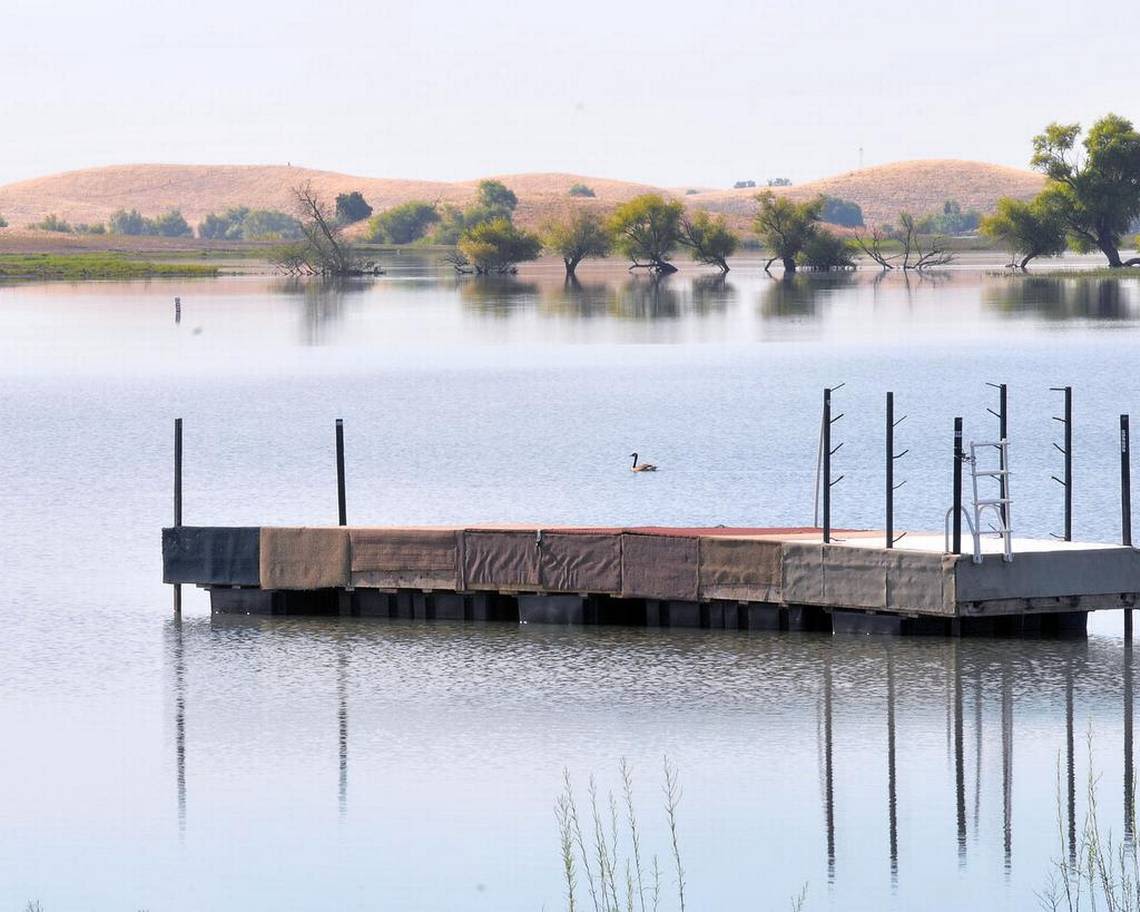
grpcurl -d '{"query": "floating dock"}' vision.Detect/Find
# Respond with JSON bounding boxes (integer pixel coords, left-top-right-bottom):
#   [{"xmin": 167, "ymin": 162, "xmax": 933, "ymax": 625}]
[{"xmin": 162, "ymin": 524, "xmax": 1140, "ymax": 636}]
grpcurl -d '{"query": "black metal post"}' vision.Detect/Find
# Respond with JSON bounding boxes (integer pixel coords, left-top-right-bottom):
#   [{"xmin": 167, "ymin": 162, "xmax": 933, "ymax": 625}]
[
  {"xmin": 886, "ymin": 392, "xmax": 894, "ymax": 549},
  {"xmin": 987, "ymin": 383, "xmax": 1008, "ymax": 527},
  {"xmin": 336, "ymin": 418, "xmax": 347, "ymax": 527},
  {"xmin": 823, "ymin": 389, "xmax": 831, "ymax": 544},
  {"xmin": 1123, "ymin": 414, "xmax": 1132, "ymax": 640},
  {"xmin": 174, "ymin": 417, "xmax": 182, "ymax": 615},
  {"xmin": 1064, "ymin": 388, "xmax": 1072, "ymax": 541},
  {"xmin": 953, "ymin": 417, "xmax": 963, "ymax": 554}
]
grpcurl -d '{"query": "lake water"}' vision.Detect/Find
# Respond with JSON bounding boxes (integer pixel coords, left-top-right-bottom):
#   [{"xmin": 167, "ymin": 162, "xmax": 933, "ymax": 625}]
[{"xmin": 2, "ymin": 256, "xmax": 1140, "ymax": 911}]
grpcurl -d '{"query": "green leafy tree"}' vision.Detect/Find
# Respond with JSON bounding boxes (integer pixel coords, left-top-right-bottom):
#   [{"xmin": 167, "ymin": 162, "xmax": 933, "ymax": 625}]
[
  {"xmin": 241, "ymin": 210, "xmax": 303, "ymax": 240},
  {"xmin": 678, "ymin": 210, "xmax": 739, "ymax": 273},
  {"xmin": 753, "ymin": 191, "xmax": 824, "ymax": 273},
  {"xmin": 31, "ymin": 214, "xmax": 72, "ymax": 232},
  {"xmin": 368, "ymin": 201, "xmax": 441, "ymax": 244},
  {"xmin": 916, "ymin": 199, "xmax": 981, "ymax": 235},
  {"xmin": 543, "ymin": 210, "xmax": 611, "ymax": 276},
  {"xmin": 335, "ymin": 191, "xmax": 373, "ymax": 224},
  {"xmin": 1030, "ymin": 114, "xmax": 1140, "ymax": 267},
  {"xmin": 608, "ymin": 194, "xmax": 684, "ymax": 274},
  {"xmin": 457, "ymin": 217, "xmax": 541, "ymax": 274},
  {"xmin": 109, "ymin": 209, "xmax": 149, "ymax": 236},
  {"xmin": 980, "ymin": 196, "xmax": 1067, "ymax": 269},
  {"xmin": 568, "ymin": 183, "xmax": 596, "ymax": 198},
  {"xmin": 199, "ymin": 207, "xmax": 250, "ymax": 239},
  {"xmin": 152, "ymin": 210, "xmax": 193, "ymax": 237},
  {"xmin": 0, "ymin": 213, "xmax": 8, "ymax": 228},
  {"xmin": 475, "ymin": 180, "xmax": 518, "ymax": 214},
  {"xmin": 821, "ymin": 196, "xmax": 864, "ymax": 228},
  {"xmin": 799, "ymin": 230, "xmax": 855, "ymax": 269}
]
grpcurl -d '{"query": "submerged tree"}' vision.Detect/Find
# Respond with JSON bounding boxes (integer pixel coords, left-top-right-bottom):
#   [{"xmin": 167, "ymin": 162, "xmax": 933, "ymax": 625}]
[
  {"xmin": 291, "ymin": 182, "xmax": 378, "ymax": 275},
  {"xmin": 608, "ymin": 194, "xmax": 683, "ymax": 275},
  {"xmin": 980, "ymin": 196, "xmax": 1067, "ymax": 269},
  {"xmin": 799, "ymin": 230, "xmax": 855, "ymax": 270},
  {"xmin": 896, "ymin": 212, "xmax": 955, "ymax": 270},
  {"xmin": 457, "ymin": 217, "xmax": 542, "ymax": 274},
  {"xmin": 852, "ymin": 227, "xmax": 898, "ymax": 269},
  {"xmin": 1030, "ymin": 114, "xmax": 1140, "ymax": 268},
  {"xmin": 678, "ymin": 210, "xmax": 738, "ymax": 273},
  {"xmin": 753, "ymin": 191, "xmax": 823, "ymax": 273},
  {"xmin": 543, "ymin": 210, "xmax": 612, "ymax": 277}
]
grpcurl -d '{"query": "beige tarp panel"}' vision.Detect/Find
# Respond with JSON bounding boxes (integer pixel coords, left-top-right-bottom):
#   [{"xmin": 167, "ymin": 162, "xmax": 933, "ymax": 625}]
[
  {"xmin": 698, "ymin": 537, "xmax": 783, "ymax": 602},
  {"xmin": 621, "ymin": 533, "xmax": 699, "ymax": 601},
  {"xmin": 259, "ymin": 527, "xmax": 350, "ymax": 590},
  {"xmin": 348, "ymin": 528, "xmax": 461, "ymax": 590},
  {"xmin": 783, "ymin": 542, "xmax": 955, "ymax": 615},
  {"xmin": 463, "ymin": 530, "xmax": 539, "ymax": 589},
  {"xmin": 538, "ymin": 532, "xmax": 622, "ymax": 593}
]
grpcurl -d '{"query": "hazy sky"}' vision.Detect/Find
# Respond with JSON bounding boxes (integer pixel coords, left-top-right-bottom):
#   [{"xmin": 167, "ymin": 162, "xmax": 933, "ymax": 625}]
[{"xmin": 1, "ymin": 0, "xmax": 1132, "ymax": 188}]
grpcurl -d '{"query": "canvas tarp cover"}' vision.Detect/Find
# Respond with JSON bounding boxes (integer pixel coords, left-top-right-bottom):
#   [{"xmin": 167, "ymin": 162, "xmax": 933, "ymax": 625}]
[
  {"xmin": 621, "ymin": 533, "xmax": 699, "ymax": 601},
  {"xmin": 162, "ymin": 526, "xmax": 260, "ymax": 586},
  {"xmin": 349, "ymin": 528, "xmax": 461, "ymax": 589},
  {"xmin": 463, "ymin": 530, "xmax": 539, "ymax": 589},
  {"xmin": 698, "ymin": 537, "xmax": 783, "ymax": 602},
  {"xmin": 782, "ymin": 543, "xmax": 954, "ymax": 615},
  {"xmin": 537, "ymin": 532, "xmax": 622, "ymax": 593},
  {"xmin": 259, "ymin": 527, "xmax": 350, "ymax": 590}
]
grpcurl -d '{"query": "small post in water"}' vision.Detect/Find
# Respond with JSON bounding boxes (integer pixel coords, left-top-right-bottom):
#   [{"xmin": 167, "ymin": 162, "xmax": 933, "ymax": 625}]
[
  {"xmin": 1122, "ymin": 414, "xmax": 1133, "ymax": 639},
  {"xmin": 952, "ymin": 417, "xmax": 963, "ymax": 555},
  {"xmin": 173, "ymin": 417, "xmax": 183, "ymax": 616},
  {"xmin": 336, "ymin": 418, "xmax": 347, "ymax": 527}
]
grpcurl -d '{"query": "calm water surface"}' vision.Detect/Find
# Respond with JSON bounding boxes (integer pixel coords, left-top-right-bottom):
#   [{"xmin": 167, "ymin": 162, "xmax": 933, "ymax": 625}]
[{"xmin": 2, "ymin": 258, "xmax": 1140, "ymax": 911}]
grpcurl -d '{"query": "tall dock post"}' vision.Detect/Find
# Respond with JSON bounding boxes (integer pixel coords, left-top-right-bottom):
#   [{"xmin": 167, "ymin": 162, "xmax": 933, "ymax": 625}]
[
  {"xmin": 1051, "ymin": 387, "xmax": 1073, "ymax": 541},
  {"xmin": 986, "ymin": 383, "xmax": 1008, "ymax": 527},
  {"xmin": 173, "ymin": 417, "xmax": 183, "ymax": 616},
  {"xmin": 1122, "ymin": 414, "xmax": 1132, "ymax": 639},
  {"xmin": 952, "ymin": 417, "xmax": 963, "ymax": 554},
  {"xmin": 823, "ymin": 389, "xmax": 831, "ymax": 543},
  {"xmin": 885, "ymin": 392, "xmax": 907, "ymax": 549},
  {"xmin": 336, "ymin": 418, "xmax": 347, "ymax": 527},
  {"xmin": 886, "ymin": 393, "xmax": 894, "ymax": 549}
]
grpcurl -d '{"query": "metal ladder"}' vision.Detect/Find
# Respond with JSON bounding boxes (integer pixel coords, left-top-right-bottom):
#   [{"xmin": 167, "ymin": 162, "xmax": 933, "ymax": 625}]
[{"xmin": 969, "ymin": 439, "xmax": 1013, "ymax": 563}]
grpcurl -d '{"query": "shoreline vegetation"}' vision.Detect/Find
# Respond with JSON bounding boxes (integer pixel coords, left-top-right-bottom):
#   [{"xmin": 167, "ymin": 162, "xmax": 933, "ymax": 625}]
[
  {"xmin": 2, "ymin": 114, "xmax": 1139, "ymax": 281},
  {"xmin": 0, "ymin": 252, "xmax": 219, "ymax": 280}
]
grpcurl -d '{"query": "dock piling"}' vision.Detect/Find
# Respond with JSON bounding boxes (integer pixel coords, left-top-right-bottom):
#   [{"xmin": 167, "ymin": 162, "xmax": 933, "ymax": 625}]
[
  {"xmin": 986, "ymin": 382, "xmax": 1009, "ymax": 527},
  {"xmin": 1051, "ymin": 387, "xmax": 1073, "ymax": 541},
  {"xmin": 952, "ymin": 417, "xmax": 963, "ymax": 554},
  {"xmin": 173, "ymin": 417, "xmax": 183, "ymax": 616},
  {"xmin": 1122, "ymin": 414, "xmax": 1132, "ymax": 639},
  {"xmin": 886, "ymin": 392, "xmax": 908, "ymax": 549},
  {"xmin": 336, "ymin": 418, "xmax": 347, "ymax": 527},
  {"xmin": 822, "ymin": 385, "xmax": 845, "ymax": 544}
]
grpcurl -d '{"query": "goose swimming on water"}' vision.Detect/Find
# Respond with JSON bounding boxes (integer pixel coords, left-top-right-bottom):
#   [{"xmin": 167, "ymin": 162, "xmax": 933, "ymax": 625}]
[{"xmin": 630, "ymin": 452, "xmax": 657, "ymax": 472}]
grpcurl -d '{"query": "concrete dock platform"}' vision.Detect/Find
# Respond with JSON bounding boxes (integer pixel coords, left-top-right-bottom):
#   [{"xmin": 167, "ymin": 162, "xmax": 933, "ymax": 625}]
[{"xmin": 162, "ymin": 524, "xmax": 1140, "ymax": 636}]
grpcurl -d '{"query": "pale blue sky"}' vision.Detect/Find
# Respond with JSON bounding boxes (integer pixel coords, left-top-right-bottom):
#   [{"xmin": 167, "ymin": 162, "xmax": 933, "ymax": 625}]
[{"xmin": 0, "ymin": 0, "xmax": 1130, "ymax": 187}]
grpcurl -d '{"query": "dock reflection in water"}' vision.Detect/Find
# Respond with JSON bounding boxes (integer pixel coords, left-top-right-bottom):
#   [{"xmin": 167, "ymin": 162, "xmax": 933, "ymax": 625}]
[{"xmin": 158, "ymin": 617, "xmax": 1138, "ymax": 911}]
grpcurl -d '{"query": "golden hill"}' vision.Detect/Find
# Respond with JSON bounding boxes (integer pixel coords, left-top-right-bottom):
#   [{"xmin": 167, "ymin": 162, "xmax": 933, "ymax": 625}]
[
  {"xmin": 0, "ymin": 160, "xmax": 1044, "ymax": 235},
  {"xmin": 686, "ymin": 160, "xmax": 1044, "ymax": 226}
]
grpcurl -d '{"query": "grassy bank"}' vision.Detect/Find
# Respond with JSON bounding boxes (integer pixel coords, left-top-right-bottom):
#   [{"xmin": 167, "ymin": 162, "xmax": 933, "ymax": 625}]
[{"xmin": 0, "ymin": 253, "xmax": 220, "ymax": 280}]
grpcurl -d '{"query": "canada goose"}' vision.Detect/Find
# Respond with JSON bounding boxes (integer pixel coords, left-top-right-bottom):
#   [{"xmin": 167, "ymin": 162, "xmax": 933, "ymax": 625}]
[{"xmin": 630, "ymin": 452, "xmax": 658, "ymax": 472}]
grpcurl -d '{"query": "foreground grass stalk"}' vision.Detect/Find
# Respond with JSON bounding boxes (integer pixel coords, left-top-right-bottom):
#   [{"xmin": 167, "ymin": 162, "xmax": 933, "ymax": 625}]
[{"xmin": 663, "ymin": 757, "xmax": 686, "ymax": 912}]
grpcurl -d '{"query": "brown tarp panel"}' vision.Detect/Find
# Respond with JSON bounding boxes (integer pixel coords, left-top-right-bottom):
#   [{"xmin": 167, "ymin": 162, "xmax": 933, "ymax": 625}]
[
  {"xmin": 463, "ymin": 530, "xmax": 539, "ymax": 589},
  {"xmin": 259, "ymin": 527, "xmax": 350, "ymax": 590},
  {"xmin": 348, "ymin": 528, "xmax": 461, "ymax": 590},
  {"xmin": 621, "ymin": 533, "xmax": 699, "ymax": 601},
  {"xmin": 782, "ymin": 542, "xmax": 955, "ymax": 615},
  {"xmin": 698, "ymin": 537, "xmax": 783, "ymax": 602},
  {"xmin": 537, "ymin": 532, "xmax": 622, "ymax": 593}
]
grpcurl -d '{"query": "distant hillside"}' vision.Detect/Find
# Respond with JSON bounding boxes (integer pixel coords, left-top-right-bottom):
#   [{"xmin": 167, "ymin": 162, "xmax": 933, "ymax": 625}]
[
  {"xmin": 686, "ymin": 160, "xmax": 1045, "ymax": 227},
  {"xmin": 0, "ymin": 160, "xmax": 1044, "ymax": 236}
]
